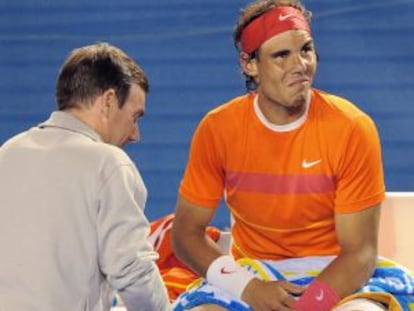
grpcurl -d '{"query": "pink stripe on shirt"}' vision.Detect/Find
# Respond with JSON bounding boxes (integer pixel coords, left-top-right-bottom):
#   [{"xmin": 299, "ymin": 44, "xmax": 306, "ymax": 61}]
[{"xmin": 226, "ymin": 171, "xmax": 335, "ymax": 194}]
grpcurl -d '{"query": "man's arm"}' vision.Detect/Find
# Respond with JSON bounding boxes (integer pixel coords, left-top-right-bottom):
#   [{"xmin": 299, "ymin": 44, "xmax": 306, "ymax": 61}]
[
  {"xmin": 172, "ymin": 195, "xmax": 304, "ymax": 310},
  {"xmin": 294, "ymin": 204, "xmax": 381, "ymax": 311},
  {"xmin": 319, "ymin": 204, "xmax": 381, "ymax": 296},
  {"xmin": 171, "ymin": 195, "xmax": 224, "ymax": 276},
  {"xmin": 98, "ymin": 163, "xmax": 170, "ymax": 310}
]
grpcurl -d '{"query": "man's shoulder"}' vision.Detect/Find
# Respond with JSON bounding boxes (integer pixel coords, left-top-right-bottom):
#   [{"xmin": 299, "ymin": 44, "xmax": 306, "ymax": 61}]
[
  {"xmin": 313, "ymin": 89, "xmax": 370, "ymax": 120},
  {"xmin": 1, "ymin": 131, "xmax": 27, "ymax": 148},
  {"xmin": 84, "ymin": 141, "xmax": 133, "ymax": 166},
  {"xmin": 204, "ymin": 93, "xmax": 253, "ymax": 122}
]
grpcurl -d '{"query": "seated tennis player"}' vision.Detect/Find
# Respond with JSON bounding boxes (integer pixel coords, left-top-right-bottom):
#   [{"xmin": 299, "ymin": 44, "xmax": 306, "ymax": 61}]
[{"xmin": 169, "ymin": 0, "xmax": 414, "ymax": 310}]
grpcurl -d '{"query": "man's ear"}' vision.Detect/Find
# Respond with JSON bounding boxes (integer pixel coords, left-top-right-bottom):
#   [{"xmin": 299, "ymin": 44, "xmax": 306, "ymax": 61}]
[
  {"xmin": 239, "ymin": 52, "xmax": 258, "ymax": 77},
  {"xmin": 100, "ymin": 88, "xmax": 117, "ymax": 118}
]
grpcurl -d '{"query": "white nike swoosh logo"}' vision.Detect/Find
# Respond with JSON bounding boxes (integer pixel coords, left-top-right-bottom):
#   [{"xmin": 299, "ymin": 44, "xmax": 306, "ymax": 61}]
[
  {"xmin": 302, "ymin": 159, "xmax": 322, "ymax": 169},
  {"xmin": 315, "ymin": 289, "xmax": 324, "ymax": 301},
  {"xmin": 278, "ymin": 14, "xmax": 295, "ymax": 21}
]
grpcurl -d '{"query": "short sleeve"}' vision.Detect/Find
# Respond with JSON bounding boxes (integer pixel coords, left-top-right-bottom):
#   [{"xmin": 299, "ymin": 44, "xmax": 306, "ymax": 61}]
[
  {"xmin": 179, "ymin": 115, "xmax": 225, "ymax": 208},
  {"xmin": 335, "ymin": 114, "xmax": 385, "ymax": 213}
]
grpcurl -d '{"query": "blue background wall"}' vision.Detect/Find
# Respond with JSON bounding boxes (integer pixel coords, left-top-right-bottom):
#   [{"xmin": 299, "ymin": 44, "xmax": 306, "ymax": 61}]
[{"xmin": 1, "ymin": 0, "xmax": 413, "ymax": 228}]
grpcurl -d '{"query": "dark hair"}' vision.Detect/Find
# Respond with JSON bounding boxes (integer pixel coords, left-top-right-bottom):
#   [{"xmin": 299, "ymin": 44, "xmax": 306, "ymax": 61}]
[
  {"xmin": 233, "ymin": 0, "xmax": 312, "ymax": 91},
  {"xmin": 55, "ymin": 42, "xmax": 149, "ymax": 110}
]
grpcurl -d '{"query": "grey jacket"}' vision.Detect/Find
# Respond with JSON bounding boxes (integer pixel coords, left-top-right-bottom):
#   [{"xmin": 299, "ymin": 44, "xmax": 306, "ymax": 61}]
[{"xmin": 0, "ymin": 111, "xmax": 170, "ymax": 311}]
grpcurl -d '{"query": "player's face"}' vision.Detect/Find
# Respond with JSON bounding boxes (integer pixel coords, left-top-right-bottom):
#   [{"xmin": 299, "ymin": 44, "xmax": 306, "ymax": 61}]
[{"xmin": 252, "ymin": 30, "xmax": 317, "ymax": 113}]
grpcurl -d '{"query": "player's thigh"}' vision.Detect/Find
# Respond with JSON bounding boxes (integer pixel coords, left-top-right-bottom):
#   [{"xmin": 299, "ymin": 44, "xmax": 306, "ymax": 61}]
[
  {"xmin": 189, "ymin": 304, "xmax": 227, "ymax": 311},
  {"xmin": 332, "ymin": 298, "xmax": 387, "ymax": 311}
]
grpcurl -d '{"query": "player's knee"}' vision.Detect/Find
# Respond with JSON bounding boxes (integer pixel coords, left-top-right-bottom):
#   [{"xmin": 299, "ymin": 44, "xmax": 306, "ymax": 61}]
[
  {"xmin": 332, "ymin": 298, "xmax": 387, "ymax": 311},
  {"xmin": 189, "ymin": 304, "xmax": 227, "ymax": 311}
]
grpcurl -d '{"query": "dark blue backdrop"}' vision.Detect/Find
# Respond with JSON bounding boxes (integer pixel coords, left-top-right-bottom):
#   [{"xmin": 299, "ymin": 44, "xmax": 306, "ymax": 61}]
[{"xmin": 1, "ymin": 0, "xmax": 413, "ymax": 228}]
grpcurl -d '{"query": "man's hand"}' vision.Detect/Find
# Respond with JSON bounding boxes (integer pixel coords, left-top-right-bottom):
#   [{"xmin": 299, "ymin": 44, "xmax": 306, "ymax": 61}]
[{"xmin": 242, "ymin": 278, "xmax": 304, "ymax": 311}]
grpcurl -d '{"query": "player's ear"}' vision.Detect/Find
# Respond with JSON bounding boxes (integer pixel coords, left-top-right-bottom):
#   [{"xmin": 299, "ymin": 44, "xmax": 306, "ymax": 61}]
[{"xmin": 240, "ymin": 52, "xmax": 258, "ymax": 77}]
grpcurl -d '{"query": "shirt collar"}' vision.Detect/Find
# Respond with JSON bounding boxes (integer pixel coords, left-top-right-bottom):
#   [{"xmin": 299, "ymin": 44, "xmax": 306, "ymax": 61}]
[{"xmin": 38, "ymin": 111, "xmax": 103, "ymax": 142}]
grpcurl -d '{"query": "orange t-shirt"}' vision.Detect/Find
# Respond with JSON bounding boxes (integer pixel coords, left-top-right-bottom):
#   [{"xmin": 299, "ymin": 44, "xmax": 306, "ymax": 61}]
[{"xmin": 179, "ymin": 89, "xmax": 385, "ymax": 260}]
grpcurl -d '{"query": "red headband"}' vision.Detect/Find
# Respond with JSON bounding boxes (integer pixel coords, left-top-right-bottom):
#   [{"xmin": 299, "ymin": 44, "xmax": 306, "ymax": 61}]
[{"xmin": 240, "ymin": 6, "xmax": 311, "ymax": 54}]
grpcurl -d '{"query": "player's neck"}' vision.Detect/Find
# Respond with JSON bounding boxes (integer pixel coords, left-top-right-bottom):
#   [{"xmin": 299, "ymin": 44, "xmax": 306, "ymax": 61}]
[{"xmin": 256, "ymin": 93, "xmax": 311, "ymax": 126}]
